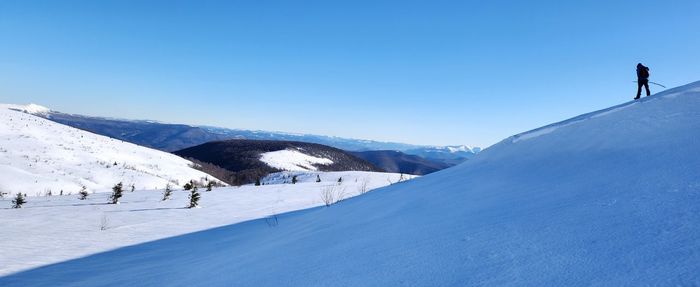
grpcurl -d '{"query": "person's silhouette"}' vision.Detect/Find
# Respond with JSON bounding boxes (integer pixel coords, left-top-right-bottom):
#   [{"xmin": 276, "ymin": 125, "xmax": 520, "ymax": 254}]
[{"xmin": 635, "ymin": 63, "xmax": 650, "ymax": 100}]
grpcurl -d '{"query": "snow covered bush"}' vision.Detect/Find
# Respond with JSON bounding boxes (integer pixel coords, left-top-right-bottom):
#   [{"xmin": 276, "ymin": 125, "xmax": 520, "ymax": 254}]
[
  {"xmin": 110, "ymin": 182, "xmax": 123, "ymax": 204},
  {"xmin": 162, "ymin": 183, "xmax": 172, "ymax": 201},
  {"xmin": 188, "ymin": 185, "xmax": 200, "ymax": 208},
  {"xmin": 11, "ymin": 192, "xmax": 27, "ymax": 208},
  {"xmin": 78, "ymin": 186, "xmax": 89, "ymax": 200},
  {"xmin": 183, "ymin": 180, "xmax": 194, "ymax": 191}
]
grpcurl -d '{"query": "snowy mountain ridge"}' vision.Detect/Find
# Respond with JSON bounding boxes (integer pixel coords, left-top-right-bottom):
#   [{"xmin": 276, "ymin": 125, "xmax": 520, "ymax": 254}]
[
  {"xmin": 426, "ymin": 144, "xmax": 481, "ymax": 153},
  {"xmin": 508, "ymin": 82, "xmax": 699, "ymax": 144},
  {"xmin": 5, "ymin": 103, "xmax": 51, "ymax": 115}
]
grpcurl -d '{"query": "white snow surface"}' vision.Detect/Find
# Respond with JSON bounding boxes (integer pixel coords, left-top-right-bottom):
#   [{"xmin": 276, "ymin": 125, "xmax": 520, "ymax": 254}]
[
  {"xmin": 0, "ymin": 104, "xmax": 220, "ymax": 196},
  {"xmin": 259, "ymin": 149, "xmax": 333, "ymax": 171},
  {"xmin": 3, "ymin": 80, "xmax": 700, "ymax": 286},
  {"xmin": 0, "ymin": 171, "xmax": 412, "ymax": 276}
]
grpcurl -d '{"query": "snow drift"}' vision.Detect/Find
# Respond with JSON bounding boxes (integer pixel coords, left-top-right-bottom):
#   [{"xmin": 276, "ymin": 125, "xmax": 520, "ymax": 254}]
[
  {"xmin": 0, "ymin": 104, "xmax": 220, "ymax": 196},
  {"xmin": 2, "ymin": 81, "xmax": 700, "ymax": 286}
]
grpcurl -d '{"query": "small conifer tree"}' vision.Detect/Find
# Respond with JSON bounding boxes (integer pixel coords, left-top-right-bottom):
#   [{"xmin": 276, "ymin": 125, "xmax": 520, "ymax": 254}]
[
  {"xmin": 12, "ymin": 192, "xmax": 26, "ymax": 208},
  {"xmin": 188, "ymin": 185, "xmax": 200, "ymax": 208},
  {"xmin": 110, "ymin": 182, "xmax": 123, "ymax": 204},
  {"xmin": 78, "ymin": 186, "xmax": 89, "ymax": 200},
  {"xmin": 162, "ymin": 183, "xmax": 172, "ymax": 201}
]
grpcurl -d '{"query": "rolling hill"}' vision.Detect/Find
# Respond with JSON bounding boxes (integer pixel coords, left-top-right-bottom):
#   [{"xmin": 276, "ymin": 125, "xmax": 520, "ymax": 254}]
[
  {"xmin": 0, "ymin": 104, "xmax": 220, "ymax": 196},
  {"xmin": 174, "ymin": 139, "xmax": 382, "ymax": 185}
]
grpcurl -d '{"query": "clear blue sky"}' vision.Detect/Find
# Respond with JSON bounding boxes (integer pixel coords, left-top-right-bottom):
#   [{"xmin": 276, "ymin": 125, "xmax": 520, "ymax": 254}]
[{"xmin": 1, "ymin": 0, "xmax": 699, "ymax": 147}]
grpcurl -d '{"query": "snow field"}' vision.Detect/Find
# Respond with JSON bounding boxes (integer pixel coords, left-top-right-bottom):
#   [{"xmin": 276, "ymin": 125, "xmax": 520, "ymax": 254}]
[{"xmin": 0, "ymin": 170, "xmax": 414, "ymax": 276}]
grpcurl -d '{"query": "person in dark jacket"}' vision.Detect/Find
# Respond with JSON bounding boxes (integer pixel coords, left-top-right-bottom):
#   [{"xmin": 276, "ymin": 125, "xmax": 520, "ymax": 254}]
[{"xmin": 635, "ymin": 63, "xmax": 650, "ymax": 99}]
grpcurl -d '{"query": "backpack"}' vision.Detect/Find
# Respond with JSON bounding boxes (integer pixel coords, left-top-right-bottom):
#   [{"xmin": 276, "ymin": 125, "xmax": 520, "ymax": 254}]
[{"xmin": 639, "ymin": 66, "xmax": 649, "ymax": 79}]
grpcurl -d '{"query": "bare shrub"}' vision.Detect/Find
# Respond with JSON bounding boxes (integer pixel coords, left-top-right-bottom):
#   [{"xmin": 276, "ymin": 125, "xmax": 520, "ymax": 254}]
[
  {"xmin": 100, "ymin": 214, "xmax": 110, "ymax": 231},
  {"xmin": 265, "ymin": 214, "xmax": 279, "ymax": 227},
  {"xmin": 320, "ymin": 186, "xmax": 347, "ymax": 207},
  {"xmin": 358, "ymin": 178, "xmax": 370, "ymax": 194}
]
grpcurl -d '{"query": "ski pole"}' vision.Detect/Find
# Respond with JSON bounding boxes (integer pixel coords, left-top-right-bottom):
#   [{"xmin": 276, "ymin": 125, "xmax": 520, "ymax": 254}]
[{"xmin": 633, "ymin": 81, "xmax": 666, "ymax": 88}]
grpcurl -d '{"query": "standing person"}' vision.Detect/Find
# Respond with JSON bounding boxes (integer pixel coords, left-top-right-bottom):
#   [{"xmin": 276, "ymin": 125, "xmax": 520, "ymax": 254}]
[{"xmin": 635, "ymin": 63, "xmax": 651, "ymax": 100}]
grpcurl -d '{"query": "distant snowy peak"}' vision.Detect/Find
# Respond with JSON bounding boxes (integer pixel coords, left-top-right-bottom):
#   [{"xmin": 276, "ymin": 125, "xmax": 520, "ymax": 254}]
[
  {"xmin": 410, "ymin": 145, "xmax": 481, "ymax": 154},
  {"xmin": 4, "ymin": 103, "xmax": 51, "ymax": 115},
  {"xmin": 259, "ymin": 149, "xmax": 333, "ymax": 171},
  {"xmin": 444, "ymin": 145, "xmax": 481, "ymax": 153}
]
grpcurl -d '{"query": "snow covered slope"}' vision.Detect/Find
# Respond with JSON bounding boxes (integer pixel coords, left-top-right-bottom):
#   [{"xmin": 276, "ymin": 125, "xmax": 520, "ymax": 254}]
[
  {"xmin": 0, "ymin": 104, "xmax": 220, "ymax": 196},
  {"xmin": 2, "ymin": 80, "xmax": 700, "ymax": 286},
  {"xmin": 0, "ymin": 171, "xmax": 411, "ymax": 276},
  {"xmin": 259, "ymin": 149, "xmax": 334, "ymax": 171}
]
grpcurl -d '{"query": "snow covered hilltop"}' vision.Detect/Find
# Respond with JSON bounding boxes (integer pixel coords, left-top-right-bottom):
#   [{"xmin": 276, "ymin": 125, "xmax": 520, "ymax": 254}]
[
  {"xmin": 0, "ymin": 104, "xmax": 220, "ymax": 196},
  {"xmin": 2, "ymin": 80, "xmax": 700, "ymax": 286}
]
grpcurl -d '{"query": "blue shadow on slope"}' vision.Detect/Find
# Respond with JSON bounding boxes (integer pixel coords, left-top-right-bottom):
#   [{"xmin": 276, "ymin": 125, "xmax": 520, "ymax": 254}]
[{"xmin": 0, "ymin": 204, "xmax": 327, "ymax": 287}]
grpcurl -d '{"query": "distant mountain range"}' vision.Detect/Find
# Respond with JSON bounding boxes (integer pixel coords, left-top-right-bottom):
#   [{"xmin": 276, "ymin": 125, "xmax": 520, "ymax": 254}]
[
  {"xmin": 350, "ymin": 150, "xmax": 452, "ymax": 175},
  {"xmin": 174, "ymin": 140, "xmax": 381, "ymax": 185},
  {"xmin": 36, "ymin": 109, "xmax": 479, "ymax": 164}
]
